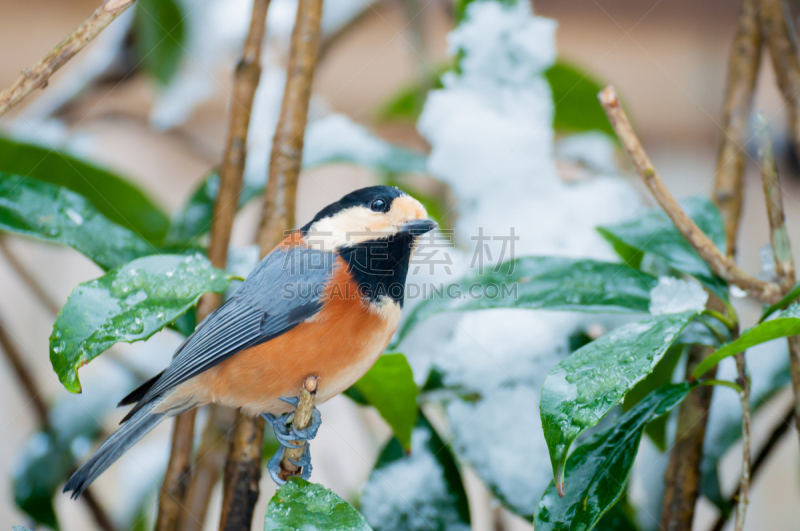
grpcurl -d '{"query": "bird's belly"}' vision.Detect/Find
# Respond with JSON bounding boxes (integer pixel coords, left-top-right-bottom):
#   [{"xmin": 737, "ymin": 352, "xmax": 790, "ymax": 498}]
[{"xmin": 192, "ymin": 297, "xmax": 401, "ymax": 416}]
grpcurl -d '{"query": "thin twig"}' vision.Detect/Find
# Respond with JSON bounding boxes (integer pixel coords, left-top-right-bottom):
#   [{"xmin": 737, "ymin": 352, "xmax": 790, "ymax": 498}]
[
  {"xmin": 181, "ymin": 405, "xmax": 236, "ymax": 531},
  {"xmin": 754, "ymin": 116, "xmax": 800, "ymax": 465},
  {"xmin": 760, "ymin": 0, "xmax": 800, "ymax": 156},
  {"xmin": 598, "ymin": 86, "xmax": 782, "ymax": 303},
  {"xmin": 0, "ymin": 318, "xmax": 115, "ymax": 531},
  {"xmin": 714, "ymin": 0, "xmax": 762, "ymax": 257},
  {"xmin": 257, "ymin": 0, "xmax": 324, "ymax": 252},
  {"xmin": 710, "ymin": 404, "xmax": 795, "ymax": 531},
  {"xmin": 220, "ymin": 0, "xmax": 323, "ymax": 526},
  {"xmin": 713, "ymin": 8, "xmax": 759, "ymax": 522},
  {"xmin": 156, "ymin": 2, "xmax": 271, "ymax": 530},
  {"xmin": 279, "ymin": 376, "xmax": 318, "ymax": 480},
  {"xmin": 661, "ymin": 344, "xmax": 718, "ymax": 530},
  {"xmin": 733, "ymin": 351, "xmax": 751, "ymax": 531},
  {"xmin": 0, "ymin": 0, "xmax": 136, "ymax": 119},
  {"xmin": 0, "ymin": 237, "xmax": 60, "ymax": 315}
]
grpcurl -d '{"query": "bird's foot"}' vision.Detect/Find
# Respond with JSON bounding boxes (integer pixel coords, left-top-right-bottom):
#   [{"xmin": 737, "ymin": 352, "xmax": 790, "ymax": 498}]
[
  {"xmin": 267, "ymin": 444, "xmax": 312, "ymax": 484},
  {"xmin": 262, "ymin": 397, "xmax": 321, "ymax": 447},
  {"xmin": 262, "ymin": 396, "xmax": 321, "ymax": 485}
]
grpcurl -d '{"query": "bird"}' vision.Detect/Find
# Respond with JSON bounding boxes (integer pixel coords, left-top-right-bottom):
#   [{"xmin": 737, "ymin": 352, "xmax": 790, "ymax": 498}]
[{"xmin": 64, "ymin": 185, "xmax": 436, "ymax": 497}]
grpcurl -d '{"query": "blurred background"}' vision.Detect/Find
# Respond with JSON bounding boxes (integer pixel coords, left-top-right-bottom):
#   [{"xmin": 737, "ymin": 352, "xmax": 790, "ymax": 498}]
[{"xmin": 1, "ymin": 0, "xmax": 800, "ymax": 529}]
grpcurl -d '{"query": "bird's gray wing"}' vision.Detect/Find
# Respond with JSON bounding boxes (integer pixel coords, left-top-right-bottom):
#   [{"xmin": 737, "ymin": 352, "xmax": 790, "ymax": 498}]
[{"xmin": 128, "ymin": 246, "xmax": 336, "ymax": 415}]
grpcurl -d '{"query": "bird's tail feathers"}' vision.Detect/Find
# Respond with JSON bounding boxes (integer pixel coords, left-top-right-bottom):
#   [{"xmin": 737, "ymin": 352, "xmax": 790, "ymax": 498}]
[{"xmin": 64, "ymin": 398, "xmax": 175, "ymax": 499}]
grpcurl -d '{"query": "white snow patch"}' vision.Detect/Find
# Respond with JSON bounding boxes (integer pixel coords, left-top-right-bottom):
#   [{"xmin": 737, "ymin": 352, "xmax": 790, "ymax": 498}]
[
  {"xmin": 360, "ymin": 429, "xmax": 469, "ymax": 531},
  {"xmin": 304, "ymin": 114, "xmax": 393, "ymax": 168},
  {"xmin": 648, "ymin": 277, "xmax": 708, "ymax": 316}
]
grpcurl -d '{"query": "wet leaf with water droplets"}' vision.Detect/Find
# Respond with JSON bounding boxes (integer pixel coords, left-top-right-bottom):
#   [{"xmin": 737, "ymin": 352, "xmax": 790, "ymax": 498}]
[
  {"xmin": 540, "ymin": 312, "xmax": 697, "ymax": 487},
  {"xmin": 396, "ymin": 257, "xmax": 658, "ymax": 345},
  {"xmin": 50, "ymin": 254, "xmax": 233, "ymax": 393},
  {"xmin": 0, "ymin": 138, "xmax": 168, "ymax": 243},
  {"xmin": 598, "ymin": 196, "xmax": 729, "ymax": 303},
  {"xmin": 0, "ymin": 174, "xmax": 155, "ymax": 269},
  {"xmin": 264, "ymin": 478, "xmax": 372, "ymax": 531},
  {"xmin": 535, "ymin": 384, "xmax": 692, "ymax": 531}
]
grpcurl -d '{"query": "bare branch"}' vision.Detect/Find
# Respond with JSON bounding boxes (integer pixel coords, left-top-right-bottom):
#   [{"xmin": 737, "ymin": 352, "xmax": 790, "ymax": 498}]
[
  {"xmin": 156, "ymin": 1, "xmax": 271, "ymax": 529},
  {"xmin": 279, "ymin": 376, "xmax": 318, "ymax": 480},
  {"xmin": 714, "ymin": 0, "xmax": 762, "ymax": 257},
  {"xmin": 753, "ymin": 116, "xmax": 800, "ymax": 469},
  {"xmin": 661, "ymin": 344, "xmax": 717, "ymax": 530},
  {"xmin": 0, "ymin": 0, "xmax": 136, "ymax": 119},
  {"xmin": 181, "ymin": 405, "xmax": 236, "ymax": 531},
  {"xmin": 0, "ymin": 238, "xmax": 60, "ymax": 315},
  {"xmin": 220, "ymin": 0, "xmax": 323, "ymax": 525},
  {"xmin": 598, "ymin": 86, "xmax": 782, "ymax": 303},
  {"xmin": 760, "ymin": 0, "xmax": 800, "ymax": 155},
  {"xmin": 733, "ymin": 352, "xmax": 751, "ymax": 531}
]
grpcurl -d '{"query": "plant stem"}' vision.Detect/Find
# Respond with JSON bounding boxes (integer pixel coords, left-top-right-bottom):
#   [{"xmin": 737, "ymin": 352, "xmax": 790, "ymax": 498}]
[
  {"xmin": 760, "ymin": 0, "xmax": 800, "ymax": 156},
  {"xmin": 257, "ymin": 0, "xmax": 324, "ymax": 252},
  {"xmin": 714, "ymin": 0, "xmax": 762, "ymax": 258},
  {"xmin": 219, "ymin": 0, "xmax": 322, "ymax": 525},
  {"xmin": 0, "ymin": 0, "xmax": 136, "ymax": 119},
  {"xmin": 754, "ymin": 115, "xmax": 800, "ymax": 466},
  {"xmin": 181, "ymin": 405, "xmax": 236, "ymax": 531},
  {"xmin": 279, "ymin": 377, "xmax": 318, "ymax": 480},
  {"xmin": 156, "ymin": 1, "xmax": 271, "ymax": 530},
  {"xmin": 661, "ymin": 344, "xmax": 718, "ymax": 530},
  {"xmin": 733, "ymin": 349, "xmax": 750, "ymax": 531},
  {"xmin": 598, "ymin": 86, "xmax": 782, "ymax": 303}
]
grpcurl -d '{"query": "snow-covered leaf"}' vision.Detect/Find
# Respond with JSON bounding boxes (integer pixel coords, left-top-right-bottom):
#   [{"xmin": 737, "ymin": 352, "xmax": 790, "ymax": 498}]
[
  {"xmin": 360, "ymin": 415, "xmax": 470, "ymax": 530},
  {"xmin": 540, "ymin": 312, "xmax": 697, "ymax": 488},
  {"xmin": 264, "ymin": 478, "xmax": 371, "ymax": 531},
  {"xmin": 0, "ymin": 174, "xmax": 155, "ymax": 269},
  {"xmin": 349, "ymin": 353, "xmax": 418, "ymax": 450},
  {"xmin": 0, "ymin": 137, "xmax": 168, "ymax": 243},
  {"xmin": 50, "ymin": 254, "xmax": 234, "ymax": 393},
  {"xmin": 598, "ymin": 196, "xmax": 728, "ymax": 303},
  {"xmin": 134, "ymin": 0, "xmax": 185, "ymax": 85},
  {"xmin": 397, "ymin": 257, "xmax": 657, "ymax": 344},
  {"xmin": 693, "ymin": 304, "xmax": 800, "ymax": 377},
  {"xmin": 535, "ymin": 384, "xmax": 691, "ymax": 531},
  {"xmin": 12, "ymin": 431, "xmax": 72, "ymax": 529}
]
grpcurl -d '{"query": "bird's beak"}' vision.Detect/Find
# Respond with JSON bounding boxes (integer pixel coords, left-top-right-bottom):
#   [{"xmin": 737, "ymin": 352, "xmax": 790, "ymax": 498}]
[{"xmin": 401, "ymin": 219, "xmax": 437, "ymax": 235}]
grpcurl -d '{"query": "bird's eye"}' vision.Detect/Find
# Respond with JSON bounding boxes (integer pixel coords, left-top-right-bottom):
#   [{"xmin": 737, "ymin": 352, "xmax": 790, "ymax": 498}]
[{"xmin": 370, "ymin": 199, "xmax": 387, "ymax": 212}]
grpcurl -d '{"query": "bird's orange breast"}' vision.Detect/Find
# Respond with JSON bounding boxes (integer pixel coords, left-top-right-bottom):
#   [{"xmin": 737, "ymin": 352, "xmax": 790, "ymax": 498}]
[{"xmin": 186, "ymin": 260, "xmax": 401, "ymax": 416}]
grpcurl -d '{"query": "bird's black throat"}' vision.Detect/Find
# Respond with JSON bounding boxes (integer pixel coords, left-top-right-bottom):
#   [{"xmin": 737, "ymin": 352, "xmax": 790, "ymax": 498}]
[{"xmin": 336, "ymin": 233, "xmax": 415, "ymax": 306}]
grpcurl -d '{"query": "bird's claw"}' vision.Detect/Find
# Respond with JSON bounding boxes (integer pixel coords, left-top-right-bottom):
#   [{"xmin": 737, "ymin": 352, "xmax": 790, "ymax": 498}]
[{"xmin": 262, "ymin": 398, "xmax": 321, "ymax": 485}]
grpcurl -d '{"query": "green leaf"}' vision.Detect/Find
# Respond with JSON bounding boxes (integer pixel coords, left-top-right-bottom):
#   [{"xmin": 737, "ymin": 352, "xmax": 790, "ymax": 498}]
[
  {"xmin": 540, "ymin": 312, "xmax": 697, "ymax": 488},
  {"xmin": 598, "ymin": 196, "xmax": 729, "ymax": 303},
  {"xmin": 134, "ymin": 0, "xmax": 185, "ymax": 85},
  {"xmin": 0, "ymin": 174, "xmax": 155, "ymax": 269},
  {"xmin": 622, "ymin": 344, "xmax": 686, "ymax": 451},
  {"xmin": 759, "ymin": 281, "xmax": 800, "ymax": 323},
  {"xmin": 594, "ymin": 500, "xmax": 640, "ymax": 531},
  {"xmin": 350, "ymin": 353, "xmax": 418, "ymax": 450},
  {"xmin": 50, "ymin": 254, "xmax": 234, "ymax": 393},
  {"xmin": 535, "ymin": 384, "xmax": 692, "ymax": 531},
  {"xmin": 0, "ymin": 137, "xmax": 168, "ymax": 243},
  {"xmin": 264, "ymin": 478, "xmax": 372, "ymax": 531},
  {"xmin": 12, "ymin": 432, "xmax": 67, "ymax": 530},
  {"xmin": 360, "ymin": 414, "xmax": 470, "ymax": 530},
  {"xmin": 545, "ymin": 61, "xmax": 616, "ymax": 138},
  {"xmin": 693, "ymin": 304, "xmax": 800, "ymax": 377},
  {"xmin": 396, "ymin": 257, "xmax": 658, "ymax": 344}
]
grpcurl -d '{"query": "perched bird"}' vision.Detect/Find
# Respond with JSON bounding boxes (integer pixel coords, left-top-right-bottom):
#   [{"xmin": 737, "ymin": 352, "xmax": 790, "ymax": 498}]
[{"xmin": 64, "ymin": 185, "xmax": 435, "ymax": 497}]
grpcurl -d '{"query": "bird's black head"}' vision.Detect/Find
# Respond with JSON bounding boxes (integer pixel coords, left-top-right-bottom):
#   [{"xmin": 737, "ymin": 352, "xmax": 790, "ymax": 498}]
[{"xmin": 300, "ymin": 186, "xmax": 436, "ymax": 307}]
